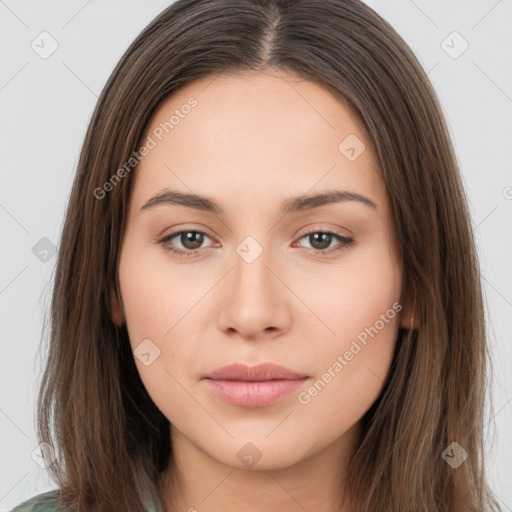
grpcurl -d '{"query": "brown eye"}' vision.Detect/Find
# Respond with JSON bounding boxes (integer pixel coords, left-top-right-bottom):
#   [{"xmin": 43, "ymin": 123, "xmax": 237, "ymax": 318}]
[
  {"xmin": 177, "ymin": 231, "xmax": 205, "ymax": 250},
  {"xmin": 308, "ymin": 232, "xmax": 334, "ymax": 251},
  {"xmin": 158, "ymin": 229, "xmax": 354, "ymax": 258},
  {"xmin": 159, "ymin": 230, "xmax": 214, "ymax": 257},
  {"xmin": 295, "ymin": 231, "xmax": 355, "ymax": 255}
]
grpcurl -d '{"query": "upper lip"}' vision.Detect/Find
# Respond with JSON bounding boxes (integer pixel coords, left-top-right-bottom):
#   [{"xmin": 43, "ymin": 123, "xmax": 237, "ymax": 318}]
[{"xmin": 204, "ymin": 363, "xmax": 309, "ymax": 381}]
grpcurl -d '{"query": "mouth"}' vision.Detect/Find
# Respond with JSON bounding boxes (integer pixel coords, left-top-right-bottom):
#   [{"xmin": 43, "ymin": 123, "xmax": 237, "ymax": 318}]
[{"xmin": 202, "ymin": 362, "xmax": 310, "ymax": 408}]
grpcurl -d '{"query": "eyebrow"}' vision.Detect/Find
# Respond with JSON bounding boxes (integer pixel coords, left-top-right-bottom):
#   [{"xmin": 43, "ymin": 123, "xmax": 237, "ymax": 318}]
[{"xmin": 140, "ymin": 188, "xmax": 378, "ymax": 215}]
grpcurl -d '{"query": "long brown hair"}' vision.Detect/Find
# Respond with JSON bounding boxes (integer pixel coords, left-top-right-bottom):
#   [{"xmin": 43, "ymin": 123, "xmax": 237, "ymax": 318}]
[{"xmin": 36, "ymin": 0, "xmax": 500, "ymax": 510}]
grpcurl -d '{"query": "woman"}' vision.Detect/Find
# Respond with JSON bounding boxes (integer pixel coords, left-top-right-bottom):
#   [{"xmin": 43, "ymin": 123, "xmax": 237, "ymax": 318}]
[{"xmin": 12, "ymin": 0, "xmax": 501, "ymax": 510}]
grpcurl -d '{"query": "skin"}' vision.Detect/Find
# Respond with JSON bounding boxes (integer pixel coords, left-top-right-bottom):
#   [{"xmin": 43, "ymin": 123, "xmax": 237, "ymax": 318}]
[{"xmin": 111, "ymin": 67, "xmax": 413, "ymax": 512}]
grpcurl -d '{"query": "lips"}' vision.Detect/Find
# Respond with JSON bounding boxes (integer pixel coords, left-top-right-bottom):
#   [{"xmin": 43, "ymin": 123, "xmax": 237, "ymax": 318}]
[
  {"xmin": 204, "ymin": 362, "xmax": 308, "ymax": 381},
  {"xmin": 203, "ymin": 363, "xmax": 309, "ymax": 407}
]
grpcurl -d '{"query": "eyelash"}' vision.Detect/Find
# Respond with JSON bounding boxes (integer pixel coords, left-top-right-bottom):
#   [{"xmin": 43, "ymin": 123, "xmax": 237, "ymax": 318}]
[{"xmin": 157, "ymin": 229, "xmax": 355, "ymax": 258}]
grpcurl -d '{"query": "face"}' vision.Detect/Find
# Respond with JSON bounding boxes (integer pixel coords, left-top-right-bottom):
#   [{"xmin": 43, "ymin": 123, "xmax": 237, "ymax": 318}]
[{"xmin": 113, "ymin": 68, "xmax": 407, "ymax": 471}]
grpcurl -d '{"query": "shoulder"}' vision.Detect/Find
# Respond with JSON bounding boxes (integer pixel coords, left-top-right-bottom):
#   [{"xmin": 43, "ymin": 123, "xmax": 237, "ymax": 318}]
[
  {"xmin": 10, "ymin": 490, "xmax": 64, "ymax": 512},
  {"xmin": 11, "ymin": 489, "xmax": 163, "ymax": 512}
]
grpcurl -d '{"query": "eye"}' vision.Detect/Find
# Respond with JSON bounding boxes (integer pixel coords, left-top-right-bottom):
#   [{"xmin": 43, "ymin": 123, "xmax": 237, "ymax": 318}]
[
  {"xmin": 157, "ymin": 229, "xmax": 355, "ymax": 258},
  {"xmin": 158, "ymin": 230, "xmax": 216, "ymax": 257},
  {"xmin": 293, "ymin": 230, "xmax": 355, "ymax": 255}
]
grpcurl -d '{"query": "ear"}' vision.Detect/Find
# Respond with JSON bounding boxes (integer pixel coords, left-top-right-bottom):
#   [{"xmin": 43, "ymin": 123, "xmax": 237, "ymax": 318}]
[
  {"xmin": 399, "ymin": 297, "xmax": 418, "ymax": 330},
  {"xmin": 398, "ymin": 280, "xmax": 419, "ymax": 330},
  {"xmin": 400, "ymin": 306, "xmax": 414, "ymax": 330},
  {"xmin": 110, "ymin": 287, "xmax": 125, "ymax": 326}
]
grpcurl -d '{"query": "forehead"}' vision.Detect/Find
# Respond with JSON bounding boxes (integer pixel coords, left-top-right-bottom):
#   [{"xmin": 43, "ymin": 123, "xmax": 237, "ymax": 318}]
[{"xmin": 130, "ymin": 69, "xmax": 387, "ymax": 215}]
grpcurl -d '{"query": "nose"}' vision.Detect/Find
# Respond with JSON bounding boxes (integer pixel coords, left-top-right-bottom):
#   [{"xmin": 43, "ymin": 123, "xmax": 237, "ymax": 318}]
[{"xmin": 216, "ymin": 242, "xmax": 292, "ymax": 341}]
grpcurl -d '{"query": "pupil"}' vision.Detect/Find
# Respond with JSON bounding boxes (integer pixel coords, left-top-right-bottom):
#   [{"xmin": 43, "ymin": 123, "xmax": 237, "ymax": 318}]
[
  {"xmin": 183, "ymin": 232, "xmax": 203, "ymax": 249},
  {"xmin": 311, "ymin": 233, "xmax": 331, "ymax": 250}
]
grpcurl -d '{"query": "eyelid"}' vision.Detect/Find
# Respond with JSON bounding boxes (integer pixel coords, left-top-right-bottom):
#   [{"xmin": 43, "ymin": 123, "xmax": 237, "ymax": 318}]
[
  {"xmin": 158, "ymin": 222, "xmax": 351, "ymax": 244},
  {"xmin": 156, "ymin": 222, "xmax": 213, "ymax": 237},
  {"xmin": 158, "ymin": 222, "xmax": 355, "ymax": 258},
  {"xmin": 294, "ymin": 222, "xmax": 353, "ymax": 239}
]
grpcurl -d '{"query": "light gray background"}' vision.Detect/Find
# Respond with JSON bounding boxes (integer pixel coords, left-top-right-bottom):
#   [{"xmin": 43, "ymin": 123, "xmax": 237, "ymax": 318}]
[{"xmin": 1, "ymin": 0, "xmax": 511, "ymax": 510}]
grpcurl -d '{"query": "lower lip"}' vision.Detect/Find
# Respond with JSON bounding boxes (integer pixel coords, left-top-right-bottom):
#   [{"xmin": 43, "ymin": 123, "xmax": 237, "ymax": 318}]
[{"xmin": 204, "ymin": 378, "xmax": 308, "ymax": 407}]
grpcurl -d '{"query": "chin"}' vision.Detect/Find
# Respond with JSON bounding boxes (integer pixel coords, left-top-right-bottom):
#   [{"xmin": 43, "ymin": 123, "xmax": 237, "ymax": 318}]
[{"xmin": 206, "ymin": 437, "xmax": 313, "ymax": 472}]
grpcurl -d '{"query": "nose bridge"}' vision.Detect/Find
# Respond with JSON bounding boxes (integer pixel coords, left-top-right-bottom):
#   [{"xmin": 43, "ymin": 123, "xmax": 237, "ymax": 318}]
[
  {"xmin": 231, "ymin": 233, "xmax": 276, "ymax": 302},
  {"xmin": 216, "ymin": 232, "xmax": 289, "ymax": 336}
]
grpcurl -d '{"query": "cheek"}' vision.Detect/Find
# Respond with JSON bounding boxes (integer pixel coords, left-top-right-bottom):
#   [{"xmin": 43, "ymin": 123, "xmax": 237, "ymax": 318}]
[
  {"xmin": 118, "ymin": 241, "xmax": 203, "ymax": 346},
  {"xmin": 307, "ymin": 237, "xmax": 401, "ymax": 336},
  {"xmin": 297, "ymin": 239, "xmax": 402, "ymax": 404},
  {"xmin": 117, "ymin": 245, "xmax": 204, "ymax": 421},
  {"xmin": 117, "ymin": 242, "xmax": 211, "ymax": 407}
]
